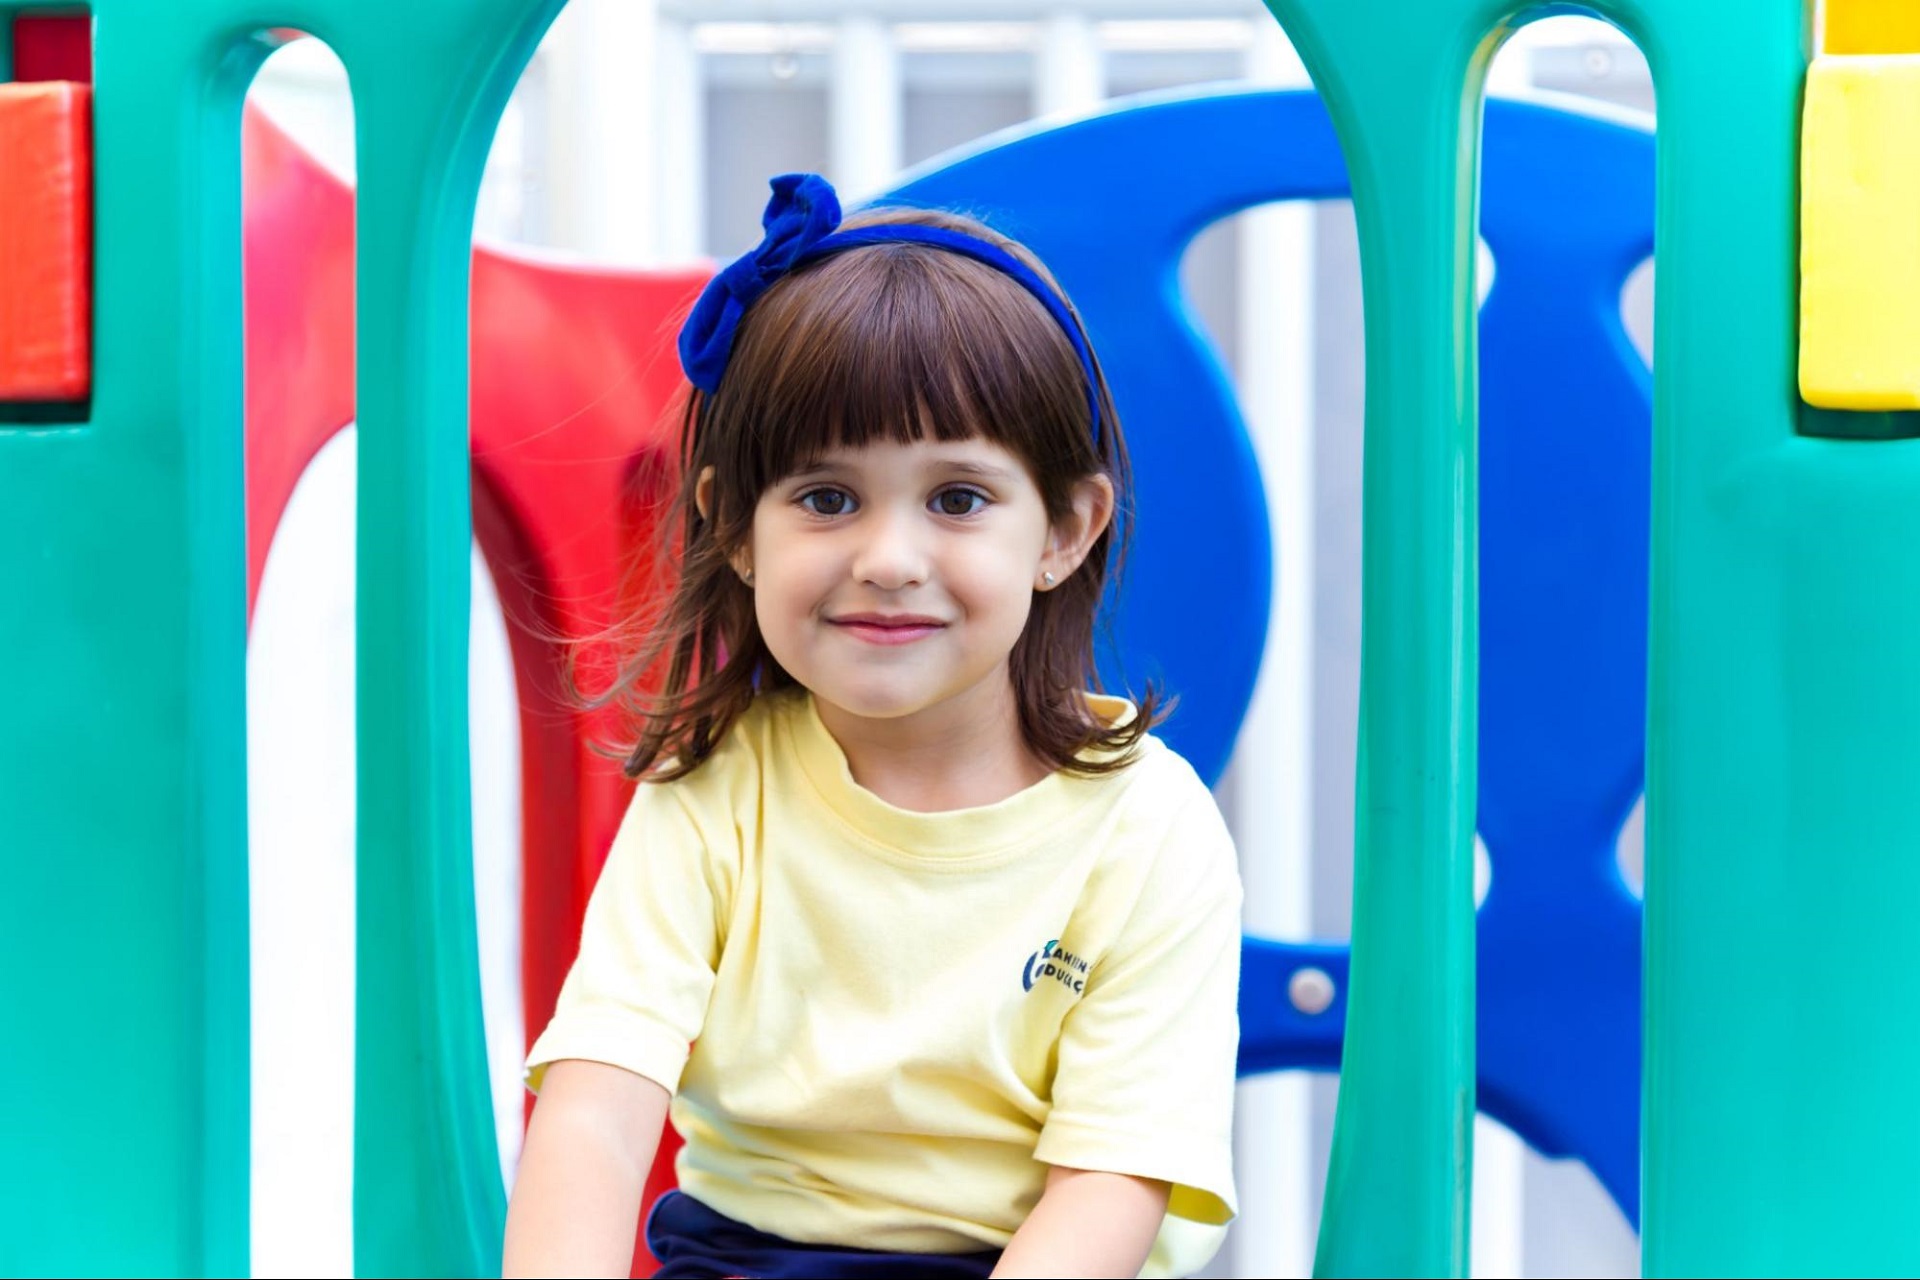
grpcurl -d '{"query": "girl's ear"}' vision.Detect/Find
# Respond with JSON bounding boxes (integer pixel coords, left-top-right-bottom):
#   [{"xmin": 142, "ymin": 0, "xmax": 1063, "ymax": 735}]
[
  {"xmin": 696, "ymin": 466, "xmax": 756, "ymax": 585},
  {"xmin": 1037, "ymin": 473, "xmax": 1116, "ymax": 591},
  {"xmin": 694, "ymin": 466, "xmax": 717, "ymax": 521}
]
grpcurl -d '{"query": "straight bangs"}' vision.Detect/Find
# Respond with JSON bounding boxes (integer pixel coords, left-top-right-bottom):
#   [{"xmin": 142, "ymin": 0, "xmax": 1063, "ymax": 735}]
[{"xmin": 705, "ymin": 213, "xmax": 1098, "ymax": 514}]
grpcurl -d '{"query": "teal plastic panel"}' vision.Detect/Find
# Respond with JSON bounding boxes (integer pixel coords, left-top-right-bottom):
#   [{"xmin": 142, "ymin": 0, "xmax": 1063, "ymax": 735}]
[
  {"xmin": 12, "ymin": 0, "xmax": 1920, "ymax": 1275},
  {"xmin": 0, "ymin": 2, "xmax": 559, "ymax": 1274},
  {"xmin": 1267, "ymin": 0, "xmax": 1920, "ymax": 1276}
]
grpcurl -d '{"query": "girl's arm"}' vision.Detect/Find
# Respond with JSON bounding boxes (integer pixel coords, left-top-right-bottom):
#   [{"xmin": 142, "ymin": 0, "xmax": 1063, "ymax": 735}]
[
  {"xmin": 990, "ymin": 1164, "xmax": 1170, "ymax": 1279},
  {"xmin": 502, "ymin": 1059, "xmax": 672, "ymax": 1278}
]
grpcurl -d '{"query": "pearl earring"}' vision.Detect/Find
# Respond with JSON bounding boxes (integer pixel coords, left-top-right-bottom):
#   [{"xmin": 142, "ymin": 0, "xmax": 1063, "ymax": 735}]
[
  {"xmin": 1041, "ymin": 572, "xmax": 1055, "ymax": 587},
  {"xmin": 743, "ymin": 569, "xmax": 754, "ymax": 585}
]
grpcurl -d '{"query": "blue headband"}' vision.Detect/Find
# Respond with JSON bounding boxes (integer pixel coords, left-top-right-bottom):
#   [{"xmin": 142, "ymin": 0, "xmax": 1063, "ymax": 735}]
[{"xmin": 678, "ymin": 172, "xmax": 1104, "ymax": 445}]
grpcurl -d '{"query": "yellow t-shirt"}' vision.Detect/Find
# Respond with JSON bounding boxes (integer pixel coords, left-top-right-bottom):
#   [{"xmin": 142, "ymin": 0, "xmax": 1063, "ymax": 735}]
[{"xmin": 526, "ymin": 690, "xmax": 1242, "ymax": 1277}]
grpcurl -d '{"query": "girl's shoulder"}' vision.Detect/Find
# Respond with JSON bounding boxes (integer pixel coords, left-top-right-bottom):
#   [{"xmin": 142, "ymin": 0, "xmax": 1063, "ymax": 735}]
[
  {"xmin": 1060, "ymin": 713, "xmax": 1242, "ymax": 951},
  {"xmin": 1073, "ymin": 693, "xmax": 1203, "ymax": 799},
  {"xmin": 641, "ymin": 690, "xmax": 803, "ymax": 798},
  {"xmin": 1070, "ymin": 701, "xmax": 1234, "ymax": 857}
]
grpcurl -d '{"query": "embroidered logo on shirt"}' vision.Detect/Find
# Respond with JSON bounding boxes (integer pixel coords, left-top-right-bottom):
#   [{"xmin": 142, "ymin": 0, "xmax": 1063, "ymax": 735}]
[{"xmin": 1022, "ymin": 939, "xmax": 1092, "ymax": 994}]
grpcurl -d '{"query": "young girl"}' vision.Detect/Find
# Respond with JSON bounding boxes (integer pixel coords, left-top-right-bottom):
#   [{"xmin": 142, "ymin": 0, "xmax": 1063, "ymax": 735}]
[{"xmin": 502, "ymin": 174, "xmax": 1242, "ymax": 1280}]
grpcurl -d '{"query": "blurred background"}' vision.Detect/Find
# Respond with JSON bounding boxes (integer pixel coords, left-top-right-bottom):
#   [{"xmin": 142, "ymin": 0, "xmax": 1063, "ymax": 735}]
[{"xmin": 241, "ymin": 3, "xmax": 1654, "ymax": 1276}]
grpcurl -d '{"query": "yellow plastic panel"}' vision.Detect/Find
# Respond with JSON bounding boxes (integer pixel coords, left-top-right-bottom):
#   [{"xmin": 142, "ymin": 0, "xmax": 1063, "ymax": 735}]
[
  {"xmin": 1826, "ymin": 1, "xmax": 1920, "ymax": 54},
  {"xmin": 1800, "ymin": 54, "xmax": 1920, "ymax": 409}
]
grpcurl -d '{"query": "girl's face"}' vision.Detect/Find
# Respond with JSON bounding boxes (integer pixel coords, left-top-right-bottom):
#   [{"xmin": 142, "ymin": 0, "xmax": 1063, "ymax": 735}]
[{"xmin": 739, "ymin": 436, "xmax": 1110, "ymax": 731}]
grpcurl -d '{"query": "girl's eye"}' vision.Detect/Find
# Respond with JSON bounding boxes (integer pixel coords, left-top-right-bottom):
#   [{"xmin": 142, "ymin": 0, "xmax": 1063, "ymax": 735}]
[
  {"xmin": 933, "ymin": 488, "xmax": 989, "ymax": 517},
  {"xmin": 799, "ymin": 488, "xmax": 854, "ymax": 517}
]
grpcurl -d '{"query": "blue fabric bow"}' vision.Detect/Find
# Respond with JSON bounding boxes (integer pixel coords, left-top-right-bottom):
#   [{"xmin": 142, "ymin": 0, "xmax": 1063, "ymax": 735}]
[
  {"xmin": 679, "ymin": 173, "xmax": 842, "ymax": 394},
  {"xmin": 678, "ymin": 172, "xmax": 1103, "ymax": 444}
]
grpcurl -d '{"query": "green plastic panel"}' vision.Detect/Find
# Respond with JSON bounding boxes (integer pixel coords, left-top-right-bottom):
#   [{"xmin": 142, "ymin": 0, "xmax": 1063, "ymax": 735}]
[
  {"xmin": 1263, "ymin": 1, "xmax": 1920, "ymax": 1276},
  {"xmin": 0, "ymin": 2, "xmax": 559, "ymax": 1274},
  {"xmin": 13, "ymin": 0, "xmax": 1920, "ymax": 1275}
]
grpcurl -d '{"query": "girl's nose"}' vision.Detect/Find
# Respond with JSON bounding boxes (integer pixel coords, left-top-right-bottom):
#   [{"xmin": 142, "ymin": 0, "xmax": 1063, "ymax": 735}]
[{"xmin": 851, "ymin": 506, "xmax": 930, "ymax": 590}]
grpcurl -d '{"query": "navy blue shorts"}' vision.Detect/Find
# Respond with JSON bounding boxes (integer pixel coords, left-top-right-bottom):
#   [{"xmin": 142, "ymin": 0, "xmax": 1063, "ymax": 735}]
[{"xmin": 645, "ymin": 1189, "xmax": 1002, "ymax": 1279}]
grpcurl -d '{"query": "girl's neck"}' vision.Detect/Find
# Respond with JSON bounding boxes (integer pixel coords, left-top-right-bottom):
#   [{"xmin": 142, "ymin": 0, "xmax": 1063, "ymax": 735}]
[{"xmin": 812, "ymin": 671, "xmax": 1050, "ymax": 813}]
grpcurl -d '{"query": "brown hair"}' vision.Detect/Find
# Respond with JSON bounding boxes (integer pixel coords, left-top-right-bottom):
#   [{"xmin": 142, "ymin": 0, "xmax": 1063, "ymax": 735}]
[{"xmin": 599, "ymin": 205, "xmax": 1162, "ymax": 781}]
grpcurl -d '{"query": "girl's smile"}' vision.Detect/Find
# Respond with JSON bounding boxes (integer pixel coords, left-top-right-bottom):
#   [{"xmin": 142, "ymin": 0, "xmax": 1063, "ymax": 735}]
[{"xmin": 826, "ymin": 611, "xmax": 950, "ymax": 646}]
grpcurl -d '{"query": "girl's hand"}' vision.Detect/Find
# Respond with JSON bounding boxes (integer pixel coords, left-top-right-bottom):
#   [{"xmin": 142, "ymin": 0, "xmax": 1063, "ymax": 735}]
[
  {"xmin": 502, "ymin": 1059, "xmax": 671, "ymax": 1278},
  {"xmin": 990, "ymin": 1164, "xmax": 1170, "ymax": 1279}
]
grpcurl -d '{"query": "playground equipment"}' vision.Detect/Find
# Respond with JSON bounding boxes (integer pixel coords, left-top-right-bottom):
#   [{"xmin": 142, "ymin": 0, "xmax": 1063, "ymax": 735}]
[
  {"xmin": 4, "ymin": 0, "xmax": 1916, "ymax": 1276},
  {"xmin": 880, "ymin": 88, "xmax": 1652, "ymax": 1237}
]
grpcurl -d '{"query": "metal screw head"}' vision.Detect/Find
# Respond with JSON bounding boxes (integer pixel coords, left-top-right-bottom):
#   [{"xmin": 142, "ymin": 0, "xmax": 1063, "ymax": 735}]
[{"xmin": 1289, "ymin": 966, "xmax": 1338, "ymax": 1016}]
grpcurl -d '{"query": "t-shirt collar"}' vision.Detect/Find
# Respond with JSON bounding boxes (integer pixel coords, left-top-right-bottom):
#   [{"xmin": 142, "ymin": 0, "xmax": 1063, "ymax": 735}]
[{"xmin": 782, "ymin": 690, "xmax": 1136, "ymax": 862}]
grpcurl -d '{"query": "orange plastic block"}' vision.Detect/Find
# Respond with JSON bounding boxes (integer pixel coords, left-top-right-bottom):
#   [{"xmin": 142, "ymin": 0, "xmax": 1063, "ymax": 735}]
[
  {"xmin": 0, "ymin": 81, "xmax": 92, "ymax": 402},
  {"xmin": 1827, "ymin": 1, "xmax": 1920, "ymax": 54}
]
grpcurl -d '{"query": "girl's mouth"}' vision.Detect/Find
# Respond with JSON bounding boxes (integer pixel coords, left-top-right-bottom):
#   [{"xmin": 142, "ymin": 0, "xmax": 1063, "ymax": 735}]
[{"xmin": 827, "ymin": 614, "xmax": 948, "ymax": 646}]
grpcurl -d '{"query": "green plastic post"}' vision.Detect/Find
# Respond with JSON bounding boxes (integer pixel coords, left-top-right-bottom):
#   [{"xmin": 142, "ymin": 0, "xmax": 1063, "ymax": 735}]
[
  {"xmin": 1259, "ymin": 1, "xmax": 1498, "ymax": 1272},
  {"xmin": 325, "ymin": 5, "xmax": 563, "ymax": 1272}
]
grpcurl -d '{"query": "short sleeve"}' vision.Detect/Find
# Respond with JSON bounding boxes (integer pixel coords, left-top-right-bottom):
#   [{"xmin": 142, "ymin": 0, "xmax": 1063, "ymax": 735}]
[
  {"xmin": 1034, "ymin": 793, "xmax": 1243, "ymax": 1227},
  {"xmin": 524, "ymin": 779, "xmax": 728, "ymax": 1095}
]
